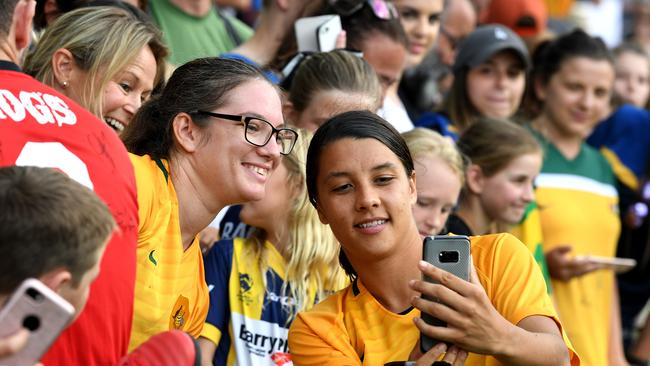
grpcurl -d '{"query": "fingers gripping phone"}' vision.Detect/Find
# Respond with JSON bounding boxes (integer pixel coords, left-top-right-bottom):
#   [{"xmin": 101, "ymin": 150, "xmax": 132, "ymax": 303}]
[
  {"xmin": 0, "ymin": 278, "xmax": 75, "ymax": 365},
  {"xmin": 420, "ymin": 235, "xmax": 471, "ymax": 353}
]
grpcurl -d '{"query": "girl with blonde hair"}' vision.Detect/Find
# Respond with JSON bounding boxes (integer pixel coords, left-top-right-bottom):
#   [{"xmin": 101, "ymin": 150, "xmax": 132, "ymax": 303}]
[
  {"xmin": 24, "ymin": 5, "xmax": 167, "ymax": 133},
  {"xmin": 402, "ymin": 128, "xmax": 464, "ymax": 236},
  {"xmin": 199, "ymin": 129, "xmax": 347, "ymax": 365}
]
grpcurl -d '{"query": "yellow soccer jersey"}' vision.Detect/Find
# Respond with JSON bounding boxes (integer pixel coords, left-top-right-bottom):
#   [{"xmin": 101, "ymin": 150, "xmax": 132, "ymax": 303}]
[
  {"xmin": 129, "ymin": 154, "xmax": 209, "ymax": 349},
  {"xmin": 288, "ymin": 233, "xmax": 579, "ymax": 366},
  {"xmin": 509, "ymin": 202, "xmax": 552, "ymax": 293},
  {"xmin": 534, "ymin": 138, "xmax": 620, "ymax": 366},
  {"xmin": 202, "ymin": 238, "xmax": 320, "ymax": 366}
]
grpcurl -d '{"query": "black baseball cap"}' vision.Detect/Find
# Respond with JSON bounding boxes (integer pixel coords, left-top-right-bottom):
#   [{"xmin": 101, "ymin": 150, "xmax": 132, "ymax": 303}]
[{"xmin": 452, "ymin": 24, "xmax": 530, "ymax": 74}]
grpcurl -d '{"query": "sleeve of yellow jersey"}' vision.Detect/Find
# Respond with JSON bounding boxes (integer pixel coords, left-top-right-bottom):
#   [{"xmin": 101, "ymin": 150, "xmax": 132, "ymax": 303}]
[{"xmin": 288, "ymin": 298, "xmax": 362, "ymax": 366}]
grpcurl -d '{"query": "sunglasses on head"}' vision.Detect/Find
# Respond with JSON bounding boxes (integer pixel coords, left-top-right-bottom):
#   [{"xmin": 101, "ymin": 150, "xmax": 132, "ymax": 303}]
[
  {"xmin": 279, "ymin": 49, "xmax": 364, "ymax": 90},
  {"xmin": 329, "ymin": 0, "xmax": 398, "ymax": 20}
]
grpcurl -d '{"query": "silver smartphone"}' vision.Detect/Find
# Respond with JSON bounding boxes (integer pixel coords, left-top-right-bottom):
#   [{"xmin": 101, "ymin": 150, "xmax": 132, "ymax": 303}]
[
  {"xmin": 295, "ymin": 15, "xmax": 341, "ymax": 52},
  {"xmin": 420, "ymin": 235, "xmax": 471, "ymax": 353},
  {"xmin": 0, "ymin": 278, "xmax": 75, "ymax": 365}
]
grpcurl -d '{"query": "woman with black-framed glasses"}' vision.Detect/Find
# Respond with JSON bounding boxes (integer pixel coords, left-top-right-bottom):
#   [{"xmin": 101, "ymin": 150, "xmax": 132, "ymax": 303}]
[{"xmin": 120, "ymin": 57, "xmax": 296, "ymax": 348}]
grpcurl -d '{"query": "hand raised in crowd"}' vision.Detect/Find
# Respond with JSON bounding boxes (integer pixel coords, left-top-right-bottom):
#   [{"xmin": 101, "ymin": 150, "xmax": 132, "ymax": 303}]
[{"xmin": 545, "ymin": 245, "xmax": 605, "ymax": 281}]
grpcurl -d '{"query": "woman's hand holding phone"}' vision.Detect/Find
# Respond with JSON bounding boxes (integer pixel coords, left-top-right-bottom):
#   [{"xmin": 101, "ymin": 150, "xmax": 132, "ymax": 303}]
[
  {"xmin": 406, "ymin": 341, "xmax": 468, "ymax": 366},
  {"xmin": 409, "ymin": 260, "xmax": 513, "ymax": 356}
]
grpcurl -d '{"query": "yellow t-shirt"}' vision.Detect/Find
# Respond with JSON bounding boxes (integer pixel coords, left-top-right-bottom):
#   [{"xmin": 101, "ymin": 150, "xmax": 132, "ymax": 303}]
[
  {"xmin": 534, "ymin": 135, "xmax": 620, "ymax": 366},
  {"xmin": 129, "ymin": 154, "xmax": 209, "ymax": 349},
  {"xmin": 509, "ymin": 202, "xmax": 552, "ymax": 293},
  {"xmin": 288, "ymin": 233, "xmax": 579, "ymax": 366}
]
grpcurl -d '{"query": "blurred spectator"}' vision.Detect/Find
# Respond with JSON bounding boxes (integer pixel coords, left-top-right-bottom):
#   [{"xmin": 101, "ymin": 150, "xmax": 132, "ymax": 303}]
[
  {"xmin": 339, "ymin": 0, "xmax": 411, "ymax": 131},
  {"xmin": 393, "ymin": 0, "xmax": 444, "ymax": 122},
  {"xmin": 629, "ymin": 0, "xmax": 650, "ymax": 55},
  {"xmin": 612, "ymin": 42, "xmax": 650, "ymax": 109},
  {"xmin": 432, "ymin": 0, "xmax": 476, "ymax": 107},
  {"xmin": 226, "ymin": 0, "xmax": 324, "ymax": 76},
  {"xmin": 529, "ymin": 29, "xmax": 626, "ymax": 366},
  {"xmin": 148, "ymin": 0, "xmax": 252, "ymax": 65},
  {"xmin": 34, "ymin": 0, "xmax": 147, "ymax": 30},
  {"xmin": 416, "ymin": 24, "xmax": 529, "ymax": 138},
  {"xmin": 483, "ymin": 0, "xmax": 549, "ymax": 52},
  {"xmin": 436, "ymin": 0, "xmax": 476, "ymax": 68}
]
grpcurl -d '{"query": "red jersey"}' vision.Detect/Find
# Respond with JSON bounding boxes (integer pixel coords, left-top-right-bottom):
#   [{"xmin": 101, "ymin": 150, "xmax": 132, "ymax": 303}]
[{"xmin": 0, "ymin": 66, "xmax": 138, "ymax": 365}]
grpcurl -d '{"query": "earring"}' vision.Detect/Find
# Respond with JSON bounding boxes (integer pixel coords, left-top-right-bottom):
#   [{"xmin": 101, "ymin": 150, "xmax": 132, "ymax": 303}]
[{"xmin": 61, "ymin": 80, "xmax": 69, "ymax": 88}]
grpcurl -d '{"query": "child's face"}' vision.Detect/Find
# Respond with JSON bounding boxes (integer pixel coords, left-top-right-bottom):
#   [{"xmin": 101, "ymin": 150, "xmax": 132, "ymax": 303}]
[
  {"xmin": 412, "ymin": 155, "xmax": 462, "ymax": 236},
  {"xmin": 614, "ymin": 51, "xmax": 650, "ymax": 108},
  {"xmin": 479, "ymin": 152, "xmax": 542, "ymax": 225},
  {"xmin": 56, "ymin": 239, "xmax": 108, "ymax": 320}
]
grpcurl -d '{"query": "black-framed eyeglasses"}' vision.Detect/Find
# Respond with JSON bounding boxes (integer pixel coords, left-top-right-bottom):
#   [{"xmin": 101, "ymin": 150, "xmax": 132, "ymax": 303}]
[
  {"xmin": 191, "ymin": 111, "xmax": 298, "ymax": 155},
  {"xmin": 329, "ymin": 0, "xmax": 398, "ymax": 20}
]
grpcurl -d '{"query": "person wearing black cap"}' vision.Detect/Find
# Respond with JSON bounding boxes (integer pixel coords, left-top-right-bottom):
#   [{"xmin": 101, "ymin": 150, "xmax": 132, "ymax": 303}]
[{"xmin": 415, "ymin": 24, "xmax": 530, "ymax": 139}]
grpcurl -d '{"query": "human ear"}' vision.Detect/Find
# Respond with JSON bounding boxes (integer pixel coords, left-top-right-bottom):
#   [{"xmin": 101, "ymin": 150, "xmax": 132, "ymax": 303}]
[
  {"xmin": 465, "ymin": 164, "xmax": 485, "ymax": 195},
  {"xmin": 172, "ymin": 113, "xmax": 201, "ymax": 153},
  {"xmin": 533, "ymin": 76, "xmax": 547, "ymax": 102},
  {"xmin": 38, "ymin": 268, "xmax": 72, "ymax": 293},
  {"xmin": 282, "ymin": 100, "xmax": 299, "ymax": 126},
  {"xmin": 13, "ymin": 0, "xmax": 36, "ymax": 53},
  {"xmin": 276, "ymin": 0, "xmax": 289, "ymax": 11},
  {"xmin": 51, "ymin": 48, "xmax": 76, "ymax": 89},
  {"xmin": 408, "ymin": 170, "xmax": 417, "ymax": 205}
]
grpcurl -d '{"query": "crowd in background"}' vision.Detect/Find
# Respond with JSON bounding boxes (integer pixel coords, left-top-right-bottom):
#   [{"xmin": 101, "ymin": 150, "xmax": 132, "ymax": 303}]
[{"xmin": 1, "ymin": 0, "xmax": 650, "ymax": 365}]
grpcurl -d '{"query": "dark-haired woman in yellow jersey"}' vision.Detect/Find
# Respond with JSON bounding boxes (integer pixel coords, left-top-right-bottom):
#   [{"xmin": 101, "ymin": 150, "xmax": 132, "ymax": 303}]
[{"xmin": 288, "ymin": 111, "xmax": 579, "ymax": 365}]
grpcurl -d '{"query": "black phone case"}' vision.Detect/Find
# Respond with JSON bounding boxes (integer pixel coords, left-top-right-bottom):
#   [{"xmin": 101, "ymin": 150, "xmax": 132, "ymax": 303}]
[{"xmin": 420, "ymin": 235, "xmax": 471, "ymax": 353}]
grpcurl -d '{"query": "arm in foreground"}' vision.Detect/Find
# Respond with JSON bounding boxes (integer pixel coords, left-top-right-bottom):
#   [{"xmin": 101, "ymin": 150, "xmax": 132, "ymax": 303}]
[{"xmin": 411, "ymin": 260, "xmax": 572, "ymax": 366}]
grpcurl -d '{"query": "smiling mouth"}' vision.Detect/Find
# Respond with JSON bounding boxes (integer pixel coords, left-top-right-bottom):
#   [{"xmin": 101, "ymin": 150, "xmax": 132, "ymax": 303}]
[
  {"xmin": 243, "ymin": 163, "xmax": 269, "ymax": 177},
  {"xmin": 355, "ymin": 219, "xmax": 387, "ymax": 228},
  {"xmin": 104, "ymin": 117, "xmax": 125, "ymax": 132}
]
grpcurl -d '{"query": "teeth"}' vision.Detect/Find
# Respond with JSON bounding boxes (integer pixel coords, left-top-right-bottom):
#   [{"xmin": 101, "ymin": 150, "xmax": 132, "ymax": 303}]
[
  {"xmin": 246, "ymin": 165, "xmax": 268, "ymax": 177},
  {"xmin": 104, "ymin": 117, "xmax": 125, "ymax": 132},
  {"xmin": 357, "ymin": 220, "xmax": 386, "ymax": 228}
]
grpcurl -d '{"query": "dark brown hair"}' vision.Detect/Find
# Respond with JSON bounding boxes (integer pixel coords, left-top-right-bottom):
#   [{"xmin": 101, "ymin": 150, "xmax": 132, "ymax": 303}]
[
  {"xmin": 122, "ymin": 57, "xmax": 275, "ymax": 159},
  {"xmin": 0, "ymin": 166, "xmax": 115, "ymax": 293}
]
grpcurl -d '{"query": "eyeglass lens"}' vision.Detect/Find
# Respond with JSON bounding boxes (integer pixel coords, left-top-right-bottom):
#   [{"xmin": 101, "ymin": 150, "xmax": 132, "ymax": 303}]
[{"xmin": 244, "ymin": 118, "xmax": 296, "ymax": 154}]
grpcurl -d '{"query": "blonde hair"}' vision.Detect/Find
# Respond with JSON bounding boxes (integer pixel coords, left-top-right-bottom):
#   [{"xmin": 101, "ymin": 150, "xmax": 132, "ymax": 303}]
[
  {"xmin": 247, "ymin": 129, "xmax": 347, "ymax": 316},
  {"xmin": 402, "ymin": 128, "xmax": 465, "ymax": 185},
  {"xmin": 24, "ymin": 6, "xmax": 167, "ymax": 118}
]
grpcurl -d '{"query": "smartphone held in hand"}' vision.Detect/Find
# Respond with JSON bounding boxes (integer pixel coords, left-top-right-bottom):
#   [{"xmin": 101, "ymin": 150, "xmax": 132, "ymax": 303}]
[
  {"xmin": 295, "ymin": 15, "xmax": 342, "ymax": 53},
  {"xmin": 420, "ymin": 235, "xmax": 471, "ymax": 353},
  {"xmin": 0, "ymin": 278, "xmax": 74, "ymax": 366}
]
